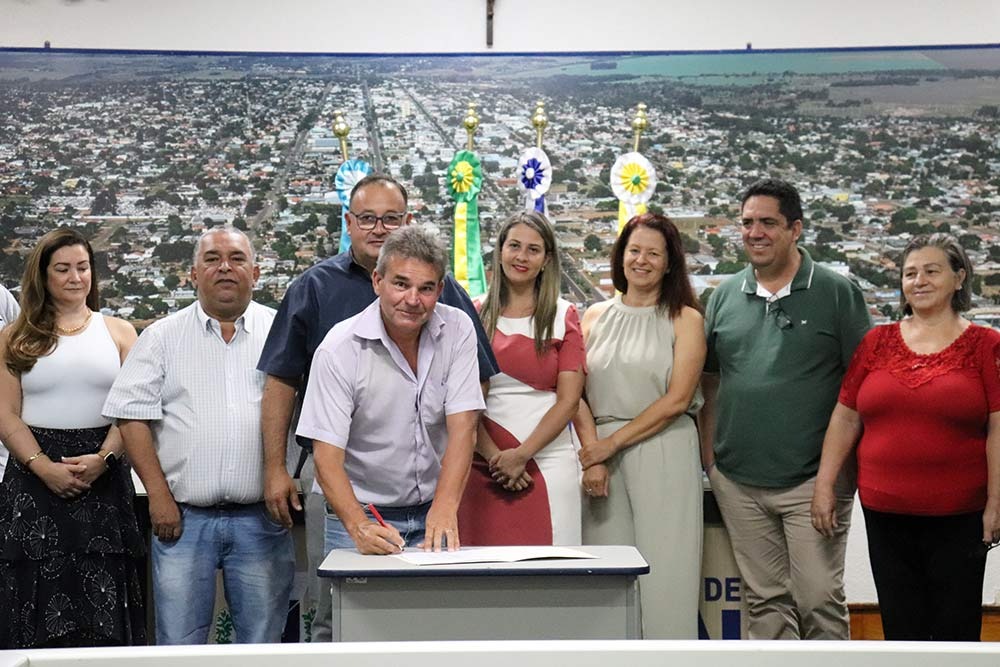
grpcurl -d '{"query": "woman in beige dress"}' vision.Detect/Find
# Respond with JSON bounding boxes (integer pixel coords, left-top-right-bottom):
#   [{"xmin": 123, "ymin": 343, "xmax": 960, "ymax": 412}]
[{"xmin": 575, "ymin": 213, "xmax": 706, "ymax": 639}]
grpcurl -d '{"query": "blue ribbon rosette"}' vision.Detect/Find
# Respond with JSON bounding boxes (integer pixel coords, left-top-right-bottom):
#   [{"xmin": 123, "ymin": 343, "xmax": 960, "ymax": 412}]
[
  {"xmin": 516, "ymin": 147, "xmax": 552, "ymax": 213},
  {"xmin": 334, "ymin": 158, "xmax": 372, "ymax": 253}
]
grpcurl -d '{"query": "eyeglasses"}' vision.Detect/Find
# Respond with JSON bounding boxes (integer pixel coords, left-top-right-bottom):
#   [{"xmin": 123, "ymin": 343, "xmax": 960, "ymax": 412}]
[
  {"xmin": 349, "ymin": 211, "xmax": 406, "ymax": 230},
  {"xmin": 768, "ymin": 299, "xmax": 793, "ymax": 330}
]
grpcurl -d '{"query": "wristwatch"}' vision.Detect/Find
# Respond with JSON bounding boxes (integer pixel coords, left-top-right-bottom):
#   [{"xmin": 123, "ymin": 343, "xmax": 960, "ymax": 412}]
[{"xmin": 100, "ymin": 449, "xmax": 120, "ymax": 472}]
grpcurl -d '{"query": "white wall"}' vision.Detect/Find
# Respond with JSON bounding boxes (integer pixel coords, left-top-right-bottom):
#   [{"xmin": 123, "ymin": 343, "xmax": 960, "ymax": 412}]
[
  {"xmin": 1, "ymin": 0, "xmax": 998, "ymax": 53},
  {"xmin": 3, "ymin": 0, "xmax": 1000, "ymax": 607}
]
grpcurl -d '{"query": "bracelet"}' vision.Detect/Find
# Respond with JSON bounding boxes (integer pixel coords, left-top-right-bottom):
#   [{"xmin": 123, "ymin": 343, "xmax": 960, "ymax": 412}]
[
  {"xmin": 99, "ymin": 449, "xmax": 120, "ymax": 472},
  {"xmin": 24, "ymin": 451, "xmax": 47, "ymax": 467}
]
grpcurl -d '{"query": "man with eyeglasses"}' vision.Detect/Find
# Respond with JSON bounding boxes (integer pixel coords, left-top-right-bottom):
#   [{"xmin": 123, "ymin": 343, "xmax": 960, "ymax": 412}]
[
  {"xmin": 699, "ymin": 178, "xmax": 871, "ymax": 640},
  {"xmin": 257, "ymin": 173, "xmax": 498, "ymax": 640}
]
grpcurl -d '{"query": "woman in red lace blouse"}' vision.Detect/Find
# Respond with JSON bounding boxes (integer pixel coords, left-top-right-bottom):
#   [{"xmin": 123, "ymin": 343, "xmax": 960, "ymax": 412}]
[{"xmin": 811, "ymin": 233, "xmax": 1000, "ymax": 641}]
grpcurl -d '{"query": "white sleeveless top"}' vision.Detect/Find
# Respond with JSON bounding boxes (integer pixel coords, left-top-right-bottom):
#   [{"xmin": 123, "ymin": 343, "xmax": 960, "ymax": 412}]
[{"xmin": 21, "ymin": 313, "xmax": 120, "ymax": 429}]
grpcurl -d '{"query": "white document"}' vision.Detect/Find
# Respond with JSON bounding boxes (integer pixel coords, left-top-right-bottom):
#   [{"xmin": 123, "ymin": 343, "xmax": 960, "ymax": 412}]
[{"xmin": 394, "ymin": 546, "xmax": 597, "ymax": 566}]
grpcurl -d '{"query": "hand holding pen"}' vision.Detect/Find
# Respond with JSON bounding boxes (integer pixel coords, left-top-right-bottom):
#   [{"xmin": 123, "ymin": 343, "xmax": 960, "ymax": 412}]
[{"xmin": 364, "ymin": 503, "xmax": 405, "ymax": 553}]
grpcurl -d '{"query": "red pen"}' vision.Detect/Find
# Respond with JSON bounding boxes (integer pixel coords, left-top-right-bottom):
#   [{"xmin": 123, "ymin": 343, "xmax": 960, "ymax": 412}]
[
  {"xmin": 366, "ymin": 503, "xmax": 388, "ymax": 527},
  {"xmin": 367, "ymin": 503, "xmax": 404, "ymax": 552}
]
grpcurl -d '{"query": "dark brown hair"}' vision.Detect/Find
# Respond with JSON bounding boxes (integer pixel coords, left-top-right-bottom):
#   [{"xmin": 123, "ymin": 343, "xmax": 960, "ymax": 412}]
[{"xmin": 5, "ymin": 228, "xmax": 99, "ymax": 374}]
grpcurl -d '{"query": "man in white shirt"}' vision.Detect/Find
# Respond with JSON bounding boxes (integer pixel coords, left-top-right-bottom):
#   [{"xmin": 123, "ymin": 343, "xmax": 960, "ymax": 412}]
[
  {"xmin": 297, "ymin": 225, "xmax": 484, "ymax": 554},
  {"xmin": 0, "ymin": 284, "xmax": 20, "ymax": 478},
  {"xmin": 103, "ymin": 227, "xmax": 293, "ymax": 645}
]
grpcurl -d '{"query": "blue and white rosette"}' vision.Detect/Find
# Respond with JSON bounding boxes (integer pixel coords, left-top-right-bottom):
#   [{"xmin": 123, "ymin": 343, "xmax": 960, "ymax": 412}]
[
  {"xmin": 334, "ymin": 158, "xmax": 371, "ymax": 253},
  {"xmin": 516, "ymin": 147, "xmax": 552, "ymax": 213}
]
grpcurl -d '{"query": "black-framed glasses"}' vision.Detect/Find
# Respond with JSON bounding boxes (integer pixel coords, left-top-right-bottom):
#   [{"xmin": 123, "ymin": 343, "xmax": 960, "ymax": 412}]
[
  {"xmin": 768, "ymin": 299, "xmax": 793, "ymax": 330},
  {"xmin": 349, "ymin": 211, "xmax": 406, "ymax": 230}
]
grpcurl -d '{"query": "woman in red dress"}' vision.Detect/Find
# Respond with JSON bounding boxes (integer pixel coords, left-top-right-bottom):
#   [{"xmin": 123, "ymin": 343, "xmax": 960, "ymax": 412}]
[{"xmin": 458, "ymin": 211, "xmax": 585, "ymax": 545}]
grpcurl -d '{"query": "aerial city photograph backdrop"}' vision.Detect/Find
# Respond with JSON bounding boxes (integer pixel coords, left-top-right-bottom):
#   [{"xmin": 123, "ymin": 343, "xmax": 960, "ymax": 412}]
[{"xmin": 1, "ymin": 46, "xmax": 999, "ymax": 324}]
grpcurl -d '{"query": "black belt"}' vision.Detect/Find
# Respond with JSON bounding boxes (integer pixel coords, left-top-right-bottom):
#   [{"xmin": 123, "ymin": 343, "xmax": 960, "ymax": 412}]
[{"xmin": 184, "ymin": 501, "xmax": 259, "ymax": 511}]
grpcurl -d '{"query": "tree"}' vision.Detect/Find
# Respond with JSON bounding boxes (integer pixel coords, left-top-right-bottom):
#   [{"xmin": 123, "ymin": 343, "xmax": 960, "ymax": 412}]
[
  {"xmin": 959, "ymin": 234, "xmax": 982, "ymax": 251},
  {"xmin": 167, "ymin": 215, "xmax": 184, "ymax": 237},
  {"xmin": 153, "ymin": 241, "xmax": 196, "ymax": 263},
  {"xmin": 245, "ymin": 197, "xmax": 264, "ymax": 216},
  {"xmin": 680, "ymin": 233, "xmax": 699, "ymax": 253},
  {"xmin": 584, "ymin": 234, "xmax": 603, "ymax": 253},
  {"xmin": 589, "ymin": 183, "xmax": 613, "ymax": 199},
  {"xmin": 714, "ymin": 260, "xmax": 745, "ymax": 274},
  {"xmin": 164, "ymin": 274, "xmax": 181, "ymax": 290},
  {"xmin": 91, "ymin": 189, "xmax": 118, "ymax": 216}
]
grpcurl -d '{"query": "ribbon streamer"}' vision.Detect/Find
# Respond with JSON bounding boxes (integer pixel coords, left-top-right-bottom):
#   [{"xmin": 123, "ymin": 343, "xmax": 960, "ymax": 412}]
[
  {"xmin": 516, "ymin": 147, "xmax": 552, "ymax": 214},
  {"xmin": 334, "ymin": 158, "xmax": 372, "ymax": 253},
  {"xmin": 610, "ymin": 151, "xmax": 657, "ymax": 232},
  {"xmin": 447, "ymin": 150, "xmax": 486, "ymax": 297}
]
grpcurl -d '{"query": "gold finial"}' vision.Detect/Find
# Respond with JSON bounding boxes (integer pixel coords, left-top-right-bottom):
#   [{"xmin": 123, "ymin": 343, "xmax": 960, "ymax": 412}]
[
  {"xmin": 531, "ymin": 100, "xmax": 548, "ymax": 149},
  {"xmin": 463, "ymin": 102, "xmax": 480, "ymax": 151},
  {"xmin": 631, "ymin": 103, "xmax": 649, "ymax": 153},
  {"xmin": 332, "ymin": 109, "xmax": 350, "ymax": 161}
]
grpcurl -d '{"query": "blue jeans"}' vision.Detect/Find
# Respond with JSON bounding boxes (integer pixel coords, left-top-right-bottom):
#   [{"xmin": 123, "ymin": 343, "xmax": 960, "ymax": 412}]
[
  {"xmin": 324, "ymin": 501, "xmax": 431, "ymax": 553},
  {"xmin": 151, "ymin": 502, "xmax": 295, "ymax": 645}
]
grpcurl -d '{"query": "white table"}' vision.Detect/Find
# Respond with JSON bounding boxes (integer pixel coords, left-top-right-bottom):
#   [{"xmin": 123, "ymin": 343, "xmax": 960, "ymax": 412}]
[{"xmin": 318, "ymin": 545, "xmax": 649, "ymax": 641}]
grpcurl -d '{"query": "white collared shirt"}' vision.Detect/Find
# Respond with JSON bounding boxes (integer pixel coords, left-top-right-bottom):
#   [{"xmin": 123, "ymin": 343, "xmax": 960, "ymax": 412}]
[{"xmin": 103, "ymin": 301, "xmax": 275, "ymax": 505}]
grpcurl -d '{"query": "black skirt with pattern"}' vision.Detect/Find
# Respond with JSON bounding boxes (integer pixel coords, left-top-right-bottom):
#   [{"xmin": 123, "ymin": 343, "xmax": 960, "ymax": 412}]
[{"xmin": 0, "ymin": 425, "xmax": 147, "ymax": 648}]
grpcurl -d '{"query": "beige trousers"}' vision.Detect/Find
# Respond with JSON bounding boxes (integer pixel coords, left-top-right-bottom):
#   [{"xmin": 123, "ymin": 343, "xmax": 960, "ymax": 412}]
[
  {"xmin": 708, "ymin": 466, "xmax": 853, "ymax": 640},
  {"xmin": 583, "ymin": 417, "xmax": 703, "ymax": 639}
]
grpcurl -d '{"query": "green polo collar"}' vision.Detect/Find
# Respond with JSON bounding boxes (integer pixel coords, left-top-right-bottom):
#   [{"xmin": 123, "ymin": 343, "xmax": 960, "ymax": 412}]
[{"xmin": 740, "ymin": 246, "xmax": 816, "ymax": 295}]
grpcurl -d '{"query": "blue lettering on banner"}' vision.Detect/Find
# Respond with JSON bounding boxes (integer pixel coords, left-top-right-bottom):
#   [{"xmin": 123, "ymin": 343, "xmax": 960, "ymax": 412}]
[
  {"xmin": 697, "ymin": 609, "xmax": 743, "ymax": 640},
  {"xmin": 725, "ymin": 577, "xmax": 741, "ymax": 601},
  {"xmin": 705, "ymin": 577, "xmax": 721, "ymax": 601},
  {"xmin": 699, "ymin": 577, "xmax": 744, "ymax": 640},
  {"xmin": 703, "ymin": 577, "xmax": 741, "ymax": 602}
]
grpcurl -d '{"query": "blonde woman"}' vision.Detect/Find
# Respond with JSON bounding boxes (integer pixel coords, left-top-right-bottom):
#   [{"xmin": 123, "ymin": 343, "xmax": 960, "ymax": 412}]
[{"xmin": 458, "ymin": 211, "xmax": 585, "ymax": 545}]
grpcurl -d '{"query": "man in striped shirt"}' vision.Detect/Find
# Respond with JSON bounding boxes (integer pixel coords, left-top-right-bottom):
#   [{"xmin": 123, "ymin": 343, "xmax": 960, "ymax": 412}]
[{"xmin": 104, "ymin": 227, "xmax": 294, "ymax": 645}]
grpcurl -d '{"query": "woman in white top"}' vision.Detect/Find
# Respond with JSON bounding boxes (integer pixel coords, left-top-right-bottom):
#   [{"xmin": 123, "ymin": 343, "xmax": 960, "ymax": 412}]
[{"xmin": 0, "ymin": 227, "xmax": 143, "ymax": 648}]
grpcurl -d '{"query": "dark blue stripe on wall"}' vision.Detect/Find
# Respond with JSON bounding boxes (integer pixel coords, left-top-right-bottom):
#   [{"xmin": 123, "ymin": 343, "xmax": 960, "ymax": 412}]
[{"xmin": 1, "ymin": 43, "xmax": 1000, "ymax": 58}]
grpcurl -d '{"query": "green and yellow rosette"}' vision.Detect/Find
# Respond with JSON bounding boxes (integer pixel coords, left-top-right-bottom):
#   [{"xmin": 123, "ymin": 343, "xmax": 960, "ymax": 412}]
[
  {"xmin": 610, "ymin": 151, "xmax": 657, "ymax": 233},
  {"xmin": 447, "ymin": 150, "xmax": 487, "ymax": 298}
]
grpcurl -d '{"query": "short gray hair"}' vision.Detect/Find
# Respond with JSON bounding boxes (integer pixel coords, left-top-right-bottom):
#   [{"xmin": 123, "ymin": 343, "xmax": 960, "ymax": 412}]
[
  {"xmin": 193, "ymin": 226, "xmax": 255, "ymax": 265},
  {"xmin": 375, "ymin": 225, "xmax": 448, "ymax": 281}
]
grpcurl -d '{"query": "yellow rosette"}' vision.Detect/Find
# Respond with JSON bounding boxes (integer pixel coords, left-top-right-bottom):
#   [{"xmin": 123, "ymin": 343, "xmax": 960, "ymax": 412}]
[
  {"xmin": 447, "ymin": 150, "xmax": 486, "ymax": 297},
  {"xmin": 610, "ymin": 151, "xmax": 657, "ymax": 232}
]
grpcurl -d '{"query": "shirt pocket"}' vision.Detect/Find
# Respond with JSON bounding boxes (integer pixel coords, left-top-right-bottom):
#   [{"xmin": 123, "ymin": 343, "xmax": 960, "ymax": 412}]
[{"xmin": 419, "ymin": 377, "xmax": 447, "ymax": 426}]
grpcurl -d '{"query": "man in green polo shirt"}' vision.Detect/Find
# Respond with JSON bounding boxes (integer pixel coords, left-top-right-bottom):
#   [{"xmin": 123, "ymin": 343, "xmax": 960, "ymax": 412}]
[{"xmin": 701, "ymin": 178, "xmax": 872, "ymax": 640}]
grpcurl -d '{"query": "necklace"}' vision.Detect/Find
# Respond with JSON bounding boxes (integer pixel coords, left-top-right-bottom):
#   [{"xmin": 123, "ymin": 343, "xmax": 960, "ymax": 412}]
[{"xmin": 56, "ymin": 310, "xmax": 92, "ymax": 335}]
